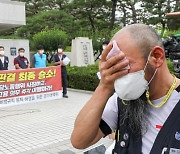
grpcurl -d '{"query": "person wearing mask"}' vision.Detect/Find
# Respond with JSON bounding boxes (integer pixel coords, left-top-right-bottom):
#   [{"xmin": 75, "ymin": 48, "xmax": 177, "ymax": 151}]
[
  {"xmin": 97, "ymin": 40, "xmax": 110, "ymax": 79},
  {"xmin": 14, "ymin": 48, "xmax": 30, "ymax": 69},
  {"xmin": 102, "ymin": 40, "xmax": 110, "ymax": 51},
  {"xmin": 32, "ymin": 45, "xmax": 46, "ymax": 68},
  {"xmin": 99, "ymin": 40, "xmax": 110, "ymax": 60},
  {"xmin": 0, "ymin": 46, "xmax": 9, "ymax": 70},
  {"xmin": 53, "ymin": 45, "xmax": 70, "ymax": 98},
  {"xmin": 71, "ymin": 24, "xmax": 180, "ymax": 153}
]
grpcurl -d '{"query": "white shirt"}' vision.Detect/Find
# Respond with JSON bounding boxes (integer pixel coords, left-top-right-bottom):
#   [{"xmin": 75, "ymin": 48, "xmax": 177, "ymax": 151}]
[
  {"xmin": 59, "ymin": 55, "xmax": 62, "ymax": 61},
  {"xmin": 102, "ymin": 89, "xmax": 180, "ymax": 154}
]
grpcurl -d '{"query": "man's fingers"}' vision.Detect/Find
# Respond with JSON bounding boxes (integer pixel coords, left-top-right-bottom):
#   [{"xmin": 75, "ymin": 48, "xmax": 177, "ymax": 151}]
[
  {"xmin": 102, "ymin": 69, "xmax": 128, "ymax": 84},
  {"xmin": 100, "ymin": 52, "xmax": 126, "ymax": 71},
  {"xmin": 110, "ymin": 70, "xmax": 129, "ymax": 81},
  {"xmin": 107, "ymin": 59, "xmax": 129, "ymax": 75},
  {"xmin": 101, "ymin": 42, "xmax": 113, "ymax": 61}
]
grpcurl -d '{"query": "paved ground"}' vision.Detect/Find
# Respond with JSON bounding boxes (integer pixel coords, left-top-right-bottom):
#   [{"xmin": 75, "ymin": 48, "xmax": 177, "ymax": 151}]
[{"xmin": 0, "ymin": 89, "xmax": 113, "ymax": 154}]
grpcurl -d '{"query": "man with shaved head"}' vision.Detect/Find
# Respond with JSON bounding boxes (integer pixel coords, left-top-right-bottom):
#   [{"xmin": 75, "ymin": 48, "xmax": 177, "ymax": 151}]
[{"xmin": 71, "ymin": 24, "xmax": 180, "ymax": 154}]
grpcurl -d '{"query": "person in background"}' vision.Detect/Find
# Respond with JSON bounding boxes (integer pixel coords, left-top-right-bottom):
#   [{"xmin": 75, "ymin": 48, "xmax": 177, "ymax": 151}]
[
  {"xmin": 32, "ymin": 45, "xmax": 46, "ymax": 68},
  {"xmin": 94, "ymin": 40, "xmax": 110, "ymax": 61},
  {"xmin": 14, "ymin": 48, "xmax": 30, "ymax": 69},
  {"xmin": 102, "ymin": 40, "xmax": 110, "ymax": 50},
  {"xmin": 97, "ymin": 40, "xmax": 110, "ymax": 79},
  {"xmin": 0, "ymin": 46, "xmax": 9, "ymax": 70},
  {"xmin": 53, "ymin": 45, "xmax": 70, "ymax": 98},
  {"xmin": 99, "ymin": 40, "xmax": 110, "ymax": 60}
]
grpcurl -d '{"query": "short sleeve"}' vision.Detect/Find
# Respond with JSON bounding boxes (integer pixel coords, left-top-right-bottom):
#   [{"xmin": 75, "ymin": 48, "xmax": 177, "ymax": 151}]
[
  {"xmin": 100, "ymin": 93, "xmax": 118, "ymax": 135},
  {"xmin": 14, "ymin": 58, "xmax": 18, "ymax": 65}
]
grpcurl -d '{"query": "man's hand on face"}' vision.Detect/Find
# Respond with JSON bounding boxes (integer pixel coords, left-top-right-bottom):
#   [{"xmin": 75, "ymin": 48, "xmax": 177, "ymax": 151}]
[{"xmin": 99, "ymin": 42, "xmax": 129, "ymax": 93}]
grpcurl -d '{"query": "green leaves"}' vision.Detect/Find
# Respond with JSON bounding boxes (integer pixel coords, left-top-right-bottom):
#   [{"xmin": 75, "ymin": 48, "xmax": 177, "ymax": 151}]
[
  {"xmin": 67, "ymin": 63, "xmax": 99, "ymax": 91},
  {"xmin": 1, "ymin": 0, "xmax": 179, "ymax": 50},
  {"xmin": 16, "ymin": 9, "xmax": 77, "ymax": 39},
  {"xmin": 32, "ymin": 29, "xmax": 68, "ymax": 51}
]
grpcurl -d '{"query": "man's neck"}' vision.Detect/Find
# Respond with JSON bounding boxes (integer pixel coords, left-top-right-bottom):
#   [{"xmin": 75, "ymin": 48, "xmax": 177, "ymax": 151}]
[
  {"xmin": 148, "ymin": 70, "xmax": 179, "ymax": 100},
  {"xmin": 38, "ymin": 53, "xmax": 42, "ymax": 56}
]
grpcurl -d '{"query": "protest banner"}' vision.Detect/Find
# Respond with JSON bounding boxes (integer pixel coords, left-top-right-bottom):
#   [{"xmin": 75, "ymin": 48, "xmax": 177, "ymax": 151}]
[{"xmin": 0, "ymin": 66, "xmax": 62, "ymax": 107}]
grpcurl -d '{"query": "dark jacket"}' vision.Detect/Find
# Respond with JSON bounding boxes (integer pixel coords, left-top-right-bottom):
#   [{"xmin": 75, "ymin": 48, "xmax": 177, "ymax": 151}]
[
  {"xmin": 112, "ymin": 85, "xmax": 180, "ymax": 154},
  {"xmin": 0, "ymin": 56, "xmax": 9, "ymax": 70},
  {"xmin": 53, "ymin": 54, "xmax": 67, "ymax": 73}
]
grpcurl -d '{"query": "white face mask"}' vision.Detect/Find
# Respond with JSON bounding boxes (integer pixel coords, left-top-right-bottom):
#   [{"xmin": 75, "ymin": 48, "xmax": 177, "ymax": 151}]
[
  {"xmin": 0, "ymin": 50, "xmax": 5, "ymax": 56},
  {"xmin": 114, "ymin": 53, "xmax": 157, "ymax": 100},
  {"xmin": 58, "ymin": 49, "xmax": 63, "ymax": 53},
  {"xmin": 39, "ymin": 50, "xmax": 44, "ymax": 54},
  {"xmin": 102, "ymin": 45, "xmax": 107, "ymax": 50},
  {"xmin": 19, "ymin": 52, "xmax": 25, "ymax": 57}
]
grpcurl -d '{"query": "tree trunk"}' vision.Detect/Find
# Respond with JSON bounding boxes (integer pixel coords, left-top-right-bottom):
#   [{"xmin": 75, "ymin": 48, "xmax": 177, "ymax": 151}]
[
  {"xmin": 88, "ymin": 14, "xmax": 95, "ymax": 33},
  {"xmin": 175, "ymin": 0, "xmax": 180, "ymax": 12},
  {"xmin": 109, "ymin": 0, "xmax": 117, "ymax": 31},
  {"xmin": 122, "ymin": 6, "xmax": 127, "ymax": 26},
  {"xmin": 161, "ymin": 22, "xmax": 166, "ymax": 37},
  {"xmin": 167, "ymin": 0, "xmax": 171, "ymax": 13},
  {"xmin": 130, "ymin": 2, "xmax": 137, "ymax": 23}
]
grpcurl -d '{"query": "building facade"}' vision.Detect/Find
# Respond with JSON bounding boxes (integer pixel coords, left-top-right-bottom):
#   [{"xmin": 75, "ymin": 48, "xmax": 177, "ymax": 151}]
[{"xmin": 0, "ymin": 0, "xmax": 29, "ymax": 70}]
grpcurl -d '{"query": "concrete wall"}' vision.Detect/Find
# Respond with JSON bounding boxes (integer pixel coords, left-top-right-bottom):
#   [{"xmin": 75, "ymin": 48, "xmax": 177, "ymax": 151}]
[
  {"xmin": 0, "ymin": 39, "xmax": 29, "ymax": 70},
  {"xmin": 0, "ymin": 0, "xmax": 26, "ymax": 31}
]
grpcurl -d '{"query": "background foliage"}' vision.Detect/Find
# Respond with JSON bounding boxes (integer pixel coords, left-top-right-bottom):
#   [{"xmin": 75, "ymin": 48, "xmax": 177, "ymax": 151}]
[
  {"xmin": 67, "ymin": 60, "xmax": 174, "ymax": 91},
  {"xmin": 32, "ymin": 29, "xmax": 68, "ymax": 51},
  {"xmin": 0, "ymin": 0, "xmax": 179, "ymax": 51},
  {"xmin": 0, "ymin": 0, "xmax": 179, "ymax": 90},
  {"xmin": 67, "ymin": 63, "xmax": 99, "ymax": 91}
]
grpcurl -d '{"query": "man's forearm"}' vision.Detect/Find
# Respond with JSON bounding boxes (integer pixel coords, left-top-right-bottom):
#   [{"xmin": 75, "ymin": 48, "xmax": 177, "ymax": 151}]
[
  {"xmin": 54, "ymin": 61, "xmax": 60, "ymax": 66},
  {"xmin": 27, "ymin": 64, "xmax": 30, "ymax": 69},
  {"xmin": 71, "ymin": 85, "xmax": 112, "ymax": 149},
  {"xmin": 15, "ymin": 64, "xmax": 22, "ymax": 69}
]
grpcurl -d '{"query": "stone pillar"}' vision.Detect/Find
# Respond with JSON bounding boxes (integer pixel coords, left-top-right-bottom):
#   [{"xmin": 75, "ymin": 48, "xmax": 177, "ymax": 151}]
[{"xmin": 71, "ymin": 37, "xmax": 94, "ymax": 66}]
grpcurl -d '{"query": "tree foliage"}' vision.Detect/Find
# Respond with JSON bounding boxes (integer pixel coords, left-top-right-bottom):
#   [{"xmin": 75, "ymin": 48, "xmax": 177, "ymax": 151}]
[
  {"xmin": 32, "ymin": 29, "xmax": 68, "ymax": 51},
  {"xmin": 69, "ymin": 0, "xmax": 112, "ymax": 33},
  {"xmin": 16, "ymin": 9, "xmax": 78, "ymax": 39},
  {"xmin": 0, "ymin": 0, "xmax": 179, "ymax": 49}
]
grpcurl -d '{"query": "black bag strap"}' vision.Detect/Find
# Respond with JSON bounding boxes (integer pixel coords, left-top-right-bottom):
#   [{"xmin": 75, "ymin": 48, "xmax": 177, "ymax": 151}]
[{"xmin": 115, "ymin": 97, "xmax": 121, "ymax": 141}]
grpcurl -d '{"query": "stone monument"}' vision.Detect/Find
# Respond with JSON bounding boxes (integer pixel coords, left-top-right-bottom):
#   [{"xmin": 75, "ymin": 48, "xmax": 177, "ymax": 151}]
[{"xmin": 71, "ymin": 37, "xmax": 94, "ymax": 66}]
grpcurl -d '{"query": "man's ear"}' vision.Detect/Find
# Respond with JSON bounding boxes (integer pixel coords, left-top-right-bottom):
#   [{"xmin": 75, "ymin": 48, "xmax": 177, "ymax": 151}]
[{"xmin": 149, "ymin": 46, "xmax": 165, "ymax": 68}]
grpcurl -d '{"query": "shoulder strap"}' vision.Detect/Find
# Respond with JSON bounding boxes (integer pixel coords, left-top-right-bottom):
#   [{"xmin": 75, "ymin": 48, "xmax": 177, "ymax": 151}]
[
  {"xmin": 115, "ymin": 97, "xmax": 121, "ymax": 141},
  {"xmin": 176, "ymin": 85, "xmax": 180, "ymax": 92},
  {"xmin": 16, "ymin": 56, "xmax": 21, "ymax": 61}
]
